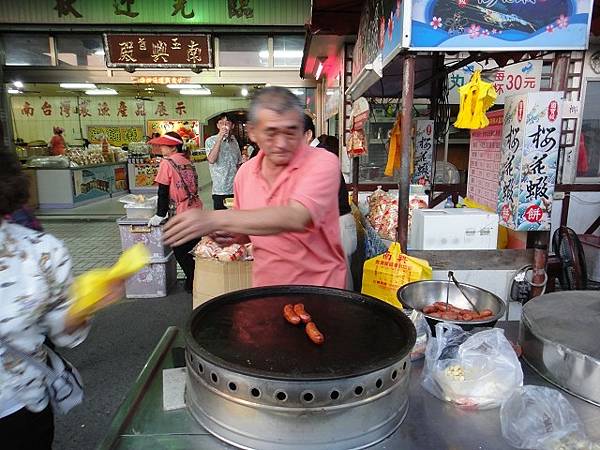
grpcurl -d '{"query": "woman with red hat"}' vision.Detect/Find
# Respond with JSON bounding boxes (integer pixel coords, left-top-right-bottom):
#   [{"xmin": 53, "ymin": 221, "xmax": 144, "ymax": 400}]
[{"xmin": 147, "ymin": 131, "xmax": 202, "ymax": 292}]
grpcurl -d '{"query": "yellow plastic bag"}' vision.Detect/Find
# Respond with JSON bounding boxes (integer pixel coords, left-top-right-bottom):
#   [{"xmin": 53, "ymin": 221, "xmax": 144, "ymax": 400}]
[
  {"xmin": 361, "ymin": 242, "xmax": 432, "ymax": 308},
  {"xmin": 454, "ymin": 70, "xmax": 497, "ymax": 130},
  {"xmin": 69, "ymin": 244, "xmax": 150, "ymax": 317}
]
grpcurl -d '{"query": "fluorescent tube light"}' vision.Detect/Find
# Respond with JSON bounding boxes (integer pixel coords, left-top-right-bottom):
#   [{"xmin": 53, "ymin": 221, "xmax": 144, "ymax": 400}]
[{"xmin": 60, "ymin": 83, "xmax": 97, "ymax": 89}]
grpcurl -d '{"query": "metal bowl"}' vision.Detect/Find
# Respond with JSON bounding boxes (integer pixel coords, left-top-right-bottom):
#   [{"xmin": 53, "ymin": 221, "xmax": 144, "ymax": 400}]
[{"xmin": 397, "ymin": 280, "xmax": 506, "ymax": 332}]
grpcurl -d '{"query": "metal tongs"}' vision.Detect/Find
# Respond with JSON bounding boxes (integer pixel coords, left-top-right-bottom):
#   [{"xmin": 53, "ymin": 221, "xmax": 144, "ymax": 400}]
[{"xmin": 447, "ymin": 271, "xmax": 480, "ymax": 314}]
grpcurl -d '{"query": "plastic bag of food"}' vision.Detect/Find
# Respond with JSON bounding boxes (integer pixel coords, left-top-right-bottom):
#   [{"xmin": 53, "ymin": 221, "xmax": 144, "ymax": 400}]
[
  {"xmin": 405, "ymin": 309, "xmax": 430, "ymax": 361},
  {"xmin": 422, "ymin": 323, "xmax": 523, "ymax": 410},
  {"xmin": 501, "ymin": 386, "xmax": 598, "ymax": 450}
]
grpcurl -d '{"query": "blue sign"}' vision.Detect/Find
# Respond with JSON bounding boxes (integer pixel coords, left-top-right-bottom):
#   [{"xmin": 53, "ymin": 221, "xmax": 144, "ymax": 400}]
[{"xmin": 411, "ymin": 0, "xmax": 593, "ymax": 50}]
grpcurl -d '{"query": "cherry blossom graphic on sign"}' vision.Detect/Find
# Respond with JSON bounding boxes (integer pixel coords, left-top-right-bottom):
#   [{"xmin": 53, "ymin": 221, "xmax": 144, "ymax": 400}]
[
  {"xmin": 546, "ymin": 24, "xmax": 554, "ymax": 33},
  {"xmin": 482, "ymin": 29, "xmax": 490, "ymax": 37},
  {"xmin": 430, "ymin": 16, "xmax": 443, "ymax": 30},
  {"xmin": 491, "ymin": 29, "xmax": 498, "ymax": 34},
  {"xmin": 468, "ymin": 24, "xmax": 481, "ymax": 39},
  {"xmin": 556, "ymin": 14, "xmax": 569, "ymax": 29}
]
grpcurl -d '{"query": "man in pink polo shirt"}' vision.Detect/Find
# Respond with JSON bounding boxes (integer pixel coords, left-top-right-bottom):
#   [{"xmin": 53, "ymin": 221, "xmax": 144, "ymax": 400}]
[{"xmin": 164, "ymin": 87, "xmax": 346, "ymax": 289}]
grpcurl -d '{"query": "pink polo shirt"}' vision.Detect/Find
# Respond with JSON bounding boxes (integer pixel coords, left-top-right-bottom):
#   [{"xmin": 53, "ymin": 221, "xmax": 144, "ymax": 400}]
[{"xmin": 233, "ymin": 146, "xmax": 347, "ymax": 288}]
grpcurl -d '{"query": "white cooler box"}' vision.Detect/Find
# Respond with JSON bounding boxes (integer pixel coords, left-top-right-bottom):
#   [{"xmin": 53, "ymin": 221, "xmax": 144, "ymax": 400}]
[
  {"xmin": 411, "ymin": 208, "xmax": 499, "ymax": 250},
  {"xmin": 125, "ymin": 252, "xmax": 177, "ymax": 299}
]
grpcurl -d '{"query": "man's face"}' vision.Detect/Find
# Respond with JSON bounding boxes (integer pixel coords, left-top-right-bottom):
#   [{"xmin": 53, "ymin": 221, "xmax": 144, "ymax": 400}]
[
  {"xmin": 217, "ymin": 117, "xmax": 232, "ymax": 133},
  {"xmin": 248, "ymin": 108, "xmax": 303, "ymax": 167}
]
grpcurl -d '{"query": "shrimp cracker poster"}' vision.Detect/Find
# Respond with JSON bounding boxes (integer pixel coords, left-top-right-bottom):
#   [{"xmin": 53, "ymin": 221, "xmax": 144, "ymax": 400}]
[
  {"xmin": 411, "ymin": 0, "xmax": 594, "ymax": 50},
  {"xmin": 497, "ymin": 92, "xmax": 562, "ymax": 231}
]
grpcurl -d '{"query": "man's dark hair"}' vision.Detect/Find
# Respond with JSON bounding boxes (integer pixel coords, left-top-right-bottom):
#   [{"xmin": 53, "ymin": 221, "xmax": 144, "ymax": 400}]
[
  {"xmin": 218, "ymin": 114, "xmax": 231, "ymax": 122},
  {"xmin": 318, "ymin": 134, "xmax": 340, "ymax": 157},
  {"xmin": 0, "ymin": 152, "xmax": 30, "ymax": 216},
  {"xmin": 303, "ymin": 114, "xmax": 316, "ymax": 137}
]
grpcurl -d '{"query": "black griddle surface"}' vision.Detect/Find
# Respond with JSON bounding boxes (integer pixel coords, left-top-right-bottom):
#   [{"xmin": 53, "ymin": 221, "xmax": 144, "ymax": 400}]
[{"xmin": 187, "ymin": 286, "xmax": 416, "ymax": 380}]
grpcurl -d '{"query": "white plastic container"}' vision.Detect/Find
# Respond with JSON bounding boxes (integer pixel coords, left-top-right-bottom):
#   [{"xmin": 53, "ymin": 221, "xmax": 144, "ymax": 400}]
[
  {"xmin": 125, "ymin": 252, "xmax": 177, "ymax": 298},
  {"xmin": 411, "ymin": 208, "xmax": 499, "ymax": 250}
]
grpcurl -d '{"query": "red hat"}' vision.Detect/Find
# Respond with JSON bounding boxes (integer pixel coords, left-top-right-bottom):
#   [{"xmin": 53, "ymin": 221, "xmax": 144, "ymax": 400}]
[{"xmin": 148, "ymin": 134, "xmax": 183, "ymax": 146}]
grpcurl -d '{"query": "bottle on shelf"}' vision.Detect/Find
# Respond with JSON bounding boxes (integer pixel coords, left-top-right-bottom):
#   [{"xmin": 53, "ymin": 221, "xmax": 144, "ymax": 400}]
[{"xmin": 444, "ymin": 196, "xmax": 454, "ymax": 208}]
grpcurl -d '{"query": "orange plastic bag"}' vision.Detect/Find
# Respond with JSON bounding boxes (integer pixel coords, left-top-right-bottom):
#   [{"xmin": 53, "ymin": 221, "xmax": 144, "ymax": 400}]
[{"xmin": 361, "ymin": 242, "xmax": 432, "ymax": 308}]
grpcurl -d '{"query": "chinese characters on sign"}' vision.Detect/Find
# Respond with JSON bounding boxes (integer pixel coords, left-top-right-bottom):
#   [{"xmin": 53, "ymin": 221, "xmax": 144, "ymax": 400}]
[
  {"xmin": 412, "ymin": 120, "xmax": 434, "ymax": 185},
  {"xmin": 104, "ymin": 34, "xmax": 212, "ymax": 68},
  {"xmin": 175, "ymin": 101, "xmax": 187, "ymax": 116},
  {"xmin": 21, "ymin": 102, "xmax": 34, "ymax": 116},
  {"xmin": 497, "ymin": 92, "xmax": 563, "ymax": 231},
  {"xmin": 467, "ymin": 110, "xmax": 503, "ymax": 210},
  {"xmin": 130, "ymin": 76, "xmax": 190, "ymax": 84},
  {"xmin": 87, "ymin": 125, "xmax": 143, "ymax": 147},
  {"xmin": 54, "ymin": 0, "xmax": 82, "ymax": 18},
  {"xmin": 113, "ymin": 0, "xmax": 139, "ymax": 18},
  {"xmin": 228, "ymin": 0, "xmax": 254, "ymax": 18},
  {"xmin": 448, "ymin": 60, "xmax": 542, "ymax": 105},
  {"xmin": 60, "ymin": 100, "xmax": 71, "ymax": 117},
  {"xmin": 155, "ymin": 101, "xmax": 168, "ymax": 117}
]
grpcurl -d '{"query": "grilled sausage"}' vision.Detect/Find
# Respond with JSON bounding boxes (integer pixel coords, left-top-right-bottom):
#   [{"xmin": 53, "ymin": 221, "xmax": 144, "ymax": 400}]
[
  {"xmin": 283, "ymin": 304, "xmax": 301, "ymax": 325},
  {"xmin": 293, "ymin": 303, "xmax": 312, "ymax": 323},
  {"xmin": 305, "ymin": 322, "xmax": 325, "ymax": 345},
  {"xmin": 423, "ymin": 305, "xmax": 437, "ymax": 314},
  {"xmin": 480, "ymin": 309, "xmax": 493, "ymax": 317}
]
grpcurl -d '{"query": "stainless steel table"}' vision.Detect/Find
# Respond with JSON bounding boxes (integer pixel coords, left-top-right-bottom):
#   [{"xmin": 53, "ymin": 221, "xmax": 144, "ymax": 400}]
[{"xmin": 98, "ymin": 323, "xmax": 600, "ymax": 450}]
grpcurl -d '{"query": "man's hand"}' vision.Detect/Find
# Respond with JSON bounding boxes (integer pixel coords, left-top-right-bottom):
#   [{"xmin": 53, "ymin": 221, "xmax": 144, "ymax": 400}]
[{"xmin": 164, "ymin": 209, "xmax": 216, "ymax": 247}]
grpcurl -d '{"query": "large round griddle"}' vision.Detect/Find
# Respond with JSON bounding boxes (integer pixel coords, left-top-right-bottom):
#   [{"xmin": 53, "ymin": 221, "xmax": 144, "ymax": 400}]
[
  {"xmin": 187, "ymin": 285, "xmax": 416, "ymax": 380},
  {"xmin": 520, "ymin": 291, "xmax": 600, "ymax": 406}
]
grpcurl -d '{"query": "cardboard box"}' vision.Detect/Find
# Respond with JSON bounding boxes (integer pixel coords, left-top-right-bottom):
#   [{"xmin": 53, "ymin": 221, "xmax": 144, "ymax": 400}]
[{"xmin": 193, "ymin": 258, "xmax": 253, "ymax": 309}]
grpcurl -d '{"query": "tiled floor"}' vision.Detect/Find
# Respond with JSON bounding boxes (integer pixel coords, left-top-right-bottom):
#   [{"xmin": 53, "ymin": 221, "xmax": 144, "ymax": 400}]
[
  {"xmin": 42, "ymin": 220, "xmax": 186, "ymax": 278},
  {"xmin": 43, "ymin": 221, "xmax": 123, "ymax": 276}
]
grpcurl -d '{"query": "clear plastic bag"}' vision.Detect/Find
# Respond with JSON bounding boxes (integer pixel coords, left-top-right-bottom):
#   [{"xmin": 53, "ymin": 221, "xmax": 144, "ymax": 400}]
[
  {"xmin": 501, "ymin": 386, "xmax": 598, "ymax": 450},
  {"xmin": 422, "ymin": 323, "xmax": 523, "ymax": 410},
  {"xmin": 405, "ymin": 310, "xmax": 430, "ymax": 361}
]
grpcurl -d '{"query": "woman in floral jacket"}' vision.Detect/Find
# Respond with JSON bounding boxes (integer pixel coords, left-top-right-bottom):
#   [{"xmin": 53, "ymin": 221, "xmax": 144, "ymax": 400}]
[{"xmin": 0, "ymin": 152, "xmax": 122, "ymax": 449}]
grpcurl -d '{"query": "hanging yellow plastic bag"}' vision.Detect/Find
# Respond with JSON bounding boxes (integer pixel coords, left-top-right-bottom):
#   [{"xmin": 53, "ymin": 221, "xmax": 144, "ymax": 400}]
[
  {"xmin": 69, "ymin": 244, "xmax": 150, "ymax": 317},
  {"xmin": 454, "ymin": 70, "xmax": 497, "ymax": 130},
  {"xmin": 362, "ymin": 242, "xmax": 432, "ymax": 308}
]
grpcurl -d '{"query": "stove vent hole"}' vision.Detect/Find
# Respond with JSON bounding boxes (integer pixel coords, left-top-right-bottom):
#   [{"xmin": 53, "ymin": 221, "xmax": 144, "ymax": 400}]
[
  {"xmin": 198, "ymin": 363, "xmax": 204, "ymax": 374},
  {"xmin": 211, "ymin": 373, "xmax": 219, "ymax": 384},
  {"xmin": 354, "ymin": 386, "xmax": 364, "ymax": 396},
  {"xmin": 251, "ymin": 388, "xmax": 261, "ymax": 398},
  {"xmin": 376, "ymin": 379, "xmax": 383, "ymax": 389},
  {"xmin": 275, "ymin": 391, "xmax": 287, "ymax": 402},
  {"xmin": 228, "ymin": 382, "xmax": 237, "ymax": 392},
  {"xmin": 302, "ymin": 391, "xmax": 315, "ymax": 403},
  {"xmin": 391, "ymin": 370, "xmax": 398, "ymax": 380},
  {"xmin": 330, "ymin": 390, "xmax": 340, "ymax": 400},
  {"xmin": 402, "ymin": 362, "xmax": 407, "ymax": 371}
]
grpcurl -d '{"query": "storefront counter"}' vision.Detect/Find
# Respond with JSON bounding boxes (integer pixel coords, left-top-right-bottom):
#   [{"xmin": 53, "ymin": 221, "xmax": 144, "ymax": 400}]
[{"xmin": 34, "ymin": 163, "xmax": 128, "ymax": 209}]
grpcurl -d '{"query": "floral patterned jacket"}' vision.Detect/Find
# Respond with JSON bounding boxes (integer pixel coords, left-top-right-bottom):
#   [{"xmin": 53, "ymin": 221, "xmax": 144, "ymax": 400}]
[{"xmin": 0, "ymin": 221, "xmax": 89, "ymax": 413}]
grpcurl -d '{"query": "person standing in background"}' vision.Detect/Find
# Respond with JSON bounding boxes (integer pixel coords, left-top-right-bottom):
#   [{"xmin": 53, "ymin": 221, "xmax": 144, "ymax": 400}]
[
  {"xmin": 205, "ymin": 115, "xmax": 242, "ymax": 210},
  {"xmin": 49, "ymin": 127, "xmax": 66, "ymax": 156},
  {"xmin": 147, "ymin": 131, "xmax": 202, "ymax": 293}
]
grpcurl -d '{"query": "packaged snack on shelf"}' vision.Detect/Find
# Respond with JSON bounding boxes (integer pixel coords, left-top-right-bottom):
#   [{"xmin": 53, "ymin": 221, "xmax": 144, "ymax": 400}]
[{"xmin": 192, "ymin": 236, "xmax": 253, "ymax": 262}]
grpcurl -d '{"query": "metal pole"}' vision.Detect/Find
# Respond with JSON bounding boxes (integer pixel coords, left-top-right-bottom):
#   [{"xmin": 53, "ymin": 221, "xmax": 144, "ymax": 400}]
[
  {"xmin": 530, "ymin": 51, "xmax": 569, "ymax": 297},
  {"xmin": 0, "ymin": 44, "xmax": 15, "ymax": 153},
  {"xmin": 397, "ymin": 54, "xmax": 416, "ymax": 251}
]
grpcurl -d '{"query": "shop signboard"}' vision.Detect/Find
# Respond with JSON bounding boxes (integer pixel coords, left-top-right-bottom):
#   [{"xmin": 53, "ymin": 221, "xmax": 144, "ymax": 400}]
[
  {"xmin": 72, "ymin": 164, "xmax": 127, "ymax": 203},
  {"xmin": 0, "ymin": 0, "xmax": 309, "ymax": 26},
  {"xmin": 411, "ymin": 0, "xmax": 594, "ymax": 51},
  {"xmin": 412, "ymin": 119, "xmax": 434, "ymax": 185},
  {"xmin": 467, "ymin": 110, "xmax": 503, "ymax": 210},
  {"xmin": 87, "ymin": 125, "xmax": 144, "ymax": 147},
  {"xmin": 497, "ymin": 92, "xmax": 562, "ymax": 231},
  {"xmin": 104, "ymin": 34, "xmax": 212, "ymax": 69},
  {"xmin": 146, "ymin": 119, "xmax": 201, "ymax": 143},
  {"xmin": 448, "ymin": 60, "xmax": 542, "ymax": 105}
]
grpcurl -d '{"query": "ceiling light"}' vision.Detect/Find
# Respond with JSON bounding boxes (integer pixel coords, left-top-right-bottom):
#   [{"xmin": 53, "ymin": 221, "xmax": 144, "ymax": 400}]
[
  {"xmin": 60, "ymin": 83, "xmax": 97, "ymax": 89},
  {"xmin": 13, "ymin": 81, "xmax": 23, "ymax": 88},
  {"xmin": 259, "ymin": 50, "xmax": 269, "ymax": 59},
  {"xmin": 291, "ymin": 88, "xmax": 304, "ymax": 96},
  {"xmin": 273, "ymin": 50, "xmax": 304, "ymax": 58},
  {"xmin": 241, "ymin": 87, "xmax": 249, "ymax": 97},
  {"xmin": 180, "ymin": 88, "xmax": 211, "ymax": 96},
  {"xmin": 144, "ymin": 87, "xmax": 155, "ymax": 91},
  {"xmin": 167, "ymin": 83, "xmax": 204, "ymax": 89},
  {"xmin": 94, "ymin": 49, "xmax": 105, "ymax": 56},
  {"xmin": 7, "ymin": 88, "xmax": 22, "ymax": 94},
  {"xmin": 85, "ymin": 88, "xmax": 118, "ymax": 95}
]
